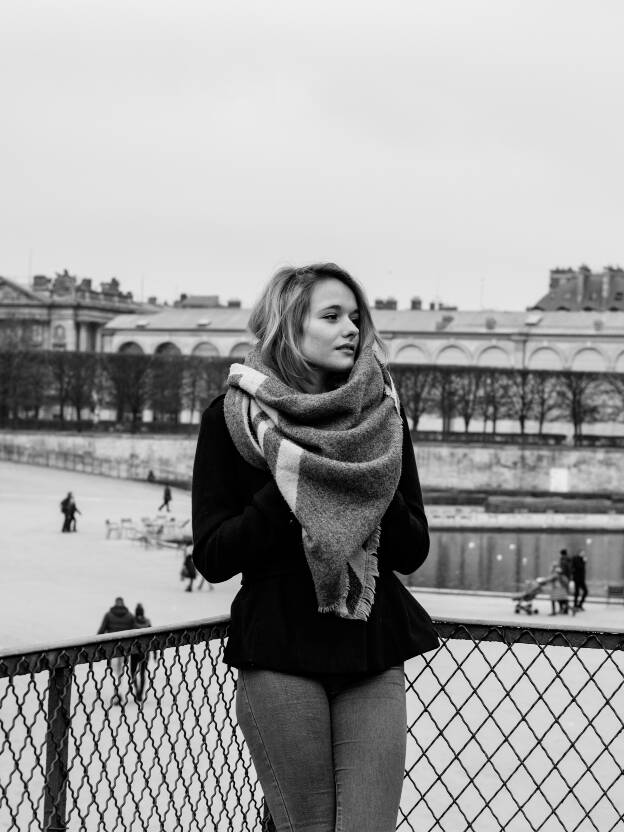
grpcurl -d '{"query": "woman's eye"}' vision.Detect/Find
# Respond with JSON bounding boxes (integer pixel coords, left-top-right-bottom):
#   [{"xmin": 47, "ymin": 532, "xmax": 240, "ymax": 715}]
[{"xmin": 324, "ymin": 314, "xmax": 338, "ymax": 321}]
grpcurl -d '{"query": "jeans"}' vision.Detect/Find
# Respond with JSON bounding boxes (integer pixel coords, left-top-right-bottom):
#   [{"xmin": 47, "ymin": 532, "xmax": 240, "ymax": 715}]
[{"xmin": 235, "ymin": 665, "xmax": 406, "ymax": 832}]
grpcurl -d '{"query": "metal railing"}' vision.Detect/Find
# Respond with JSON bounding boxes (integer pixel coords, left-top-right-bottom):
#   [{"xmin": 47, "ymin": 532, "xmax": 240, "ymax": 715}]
[{"xmin": 1, "ymin": 616, "xmax": 623, "ymax": 831}]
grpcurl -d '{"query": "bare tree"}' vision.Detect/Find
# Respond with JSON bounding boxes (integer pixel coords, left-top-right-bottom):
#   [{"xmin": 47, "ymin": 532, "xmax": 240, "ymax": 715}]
[
  {"xmin": 149, "ymin": 355, "xmax": 185, "ymax": 425},
  {"xmin": 557, "ymin": 371, "xmax": 602, "ymax": 441},
  {"xmin": 453, "ymin": 367, "xmax": 484, "ymax": 432},
  {"xmin": 530, "ymin": 371, "xmax": 563, "ymax": 436},
  {"xmin": 46, "ymin": 350, "xmax": 73, "ymax": 424},
  {"xmin": 66, "ymin": 352, "xmax": 98, "ymax": 428},
  {"xmin": 389, "ymin": 364, "xmax": 436, "ymax": 429},
  {"xmin": 430, "ymin": 367, "xmax": 457, "ymax": 434},
  {"xmin": 102, "ymin": 353, "xmax": 153, "ymax": 429}
]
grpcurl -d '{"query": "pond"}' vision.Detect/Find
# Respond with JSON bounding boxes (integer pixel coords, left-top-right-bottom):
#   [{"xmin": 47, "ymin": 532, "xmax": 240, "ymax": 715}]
[{"xmin": 408, "ymin": 526, "xmax": 624, "ymax": 595}]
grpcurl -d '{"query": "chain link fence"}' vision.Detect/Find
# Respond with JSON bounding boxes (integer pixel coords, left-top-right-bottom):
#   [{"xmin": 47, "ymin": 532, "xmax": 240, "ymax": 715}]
[{"xmin": 1, "ymin": 616, "xmax": 623, "ymax": 831}]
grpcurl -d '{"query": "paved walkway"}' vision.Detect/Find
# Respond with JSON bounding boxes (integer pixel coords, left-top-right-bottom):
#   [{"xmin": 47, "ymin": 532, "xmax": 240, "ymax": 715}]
[{"xmin": 1, "ymin": 461, "xmax": 622, "ymax": 653}]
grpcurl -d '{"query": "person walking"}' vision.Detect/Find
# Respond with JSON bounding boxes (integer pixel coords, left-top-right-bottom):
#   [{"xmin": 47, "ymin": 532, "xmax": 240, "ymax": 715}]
[
  {"xmin": 130, "ymin": 603, "xmax": 152, "ymax": 702},
  {"xmin": 547, "ymin": 563, "xmax": 570, "ymax": 615},
  {"xmin": 181, "ymin": 550, "xmax": 197, "ymax": 592},
  {"xmin": 159, "ymin": 484, "xmax": 172, "ymax": 513},
  {"xmin": 97, "ymin": 596, "xmax": 136, "ymax": 705},
  {"xmin": 558, "ymin": 548, "xmax": 572, "ymax": 581},
  {"xmin": 60, "ymin": 492, "xmax": 78, "ymax": 532},
  {"xmin": 571, "ymin": 549, "xmax": 588, "ymax": 611},
  {"xmin": 192, "ymin": 263, "xmax": 438, "ymax": 832}
]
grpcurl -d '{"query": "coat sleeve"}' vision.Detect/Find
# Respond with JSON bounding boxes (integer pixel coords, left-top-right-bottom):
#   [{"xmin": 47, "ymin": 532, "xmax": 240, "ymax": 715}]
[
  {"xmin": 380, "ymin": 407, "xmax": 430, "ymax": 575},
  {"xmin": 192, "ymin": 399, "xmax": 294, "ymax": 584},
  {"xmin": 97, "ymin": 614, "xmax": 109, "ymax": 635}
]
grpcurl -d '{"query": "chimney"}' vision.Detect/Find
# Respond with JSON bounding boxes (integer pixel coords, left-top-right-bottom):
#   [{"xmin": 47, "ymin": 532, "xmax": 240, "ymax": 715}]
[
  {"xmin": 577, "ymin": 265, "xmax": 591, "ymax": 305},
  {"xmin": 410, "ymin": 297, "xmax": 422, "ymax": 310}
]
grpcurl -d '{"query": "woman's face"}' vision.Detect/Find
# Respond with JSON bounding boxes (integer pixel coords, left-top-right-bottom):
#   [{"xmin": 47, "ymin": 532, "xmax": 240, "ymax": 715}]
[{"xmin": 299, "ymin": 278, "xmax": 360, "ymax": 392}]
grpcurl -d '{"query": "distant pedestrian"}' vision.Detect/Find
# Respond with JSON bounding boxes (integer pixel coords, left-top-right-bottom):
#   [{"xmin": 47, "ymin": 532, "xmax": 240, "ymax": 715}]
[
  {"xmin": 181, "ymin": 551, "xmax": 197, "ymax": 592},
  {"xmin": 130, "ymin": 603, "xmax": 152, "ymax": 702},
  {"xmin": 558, "ymin": 548, "xmax": 572, "ymax": 581},
  {"xmin": 60, "ymin": 491, "xmax": 80, "ymax": 533},
  {"xmin": 97, "ymin": 596, "xmax": 136, "ymax": 705},
  {"xmin": 571, "ymin": 550, "xmax": 588, "ymax": 611},
  {"xmin": 548, "ymin": 563, "xmax": 570, "ymax": 615},
  {"xmin": 158, "ymin": 484, "xmax": 172, "ymax": 513}
]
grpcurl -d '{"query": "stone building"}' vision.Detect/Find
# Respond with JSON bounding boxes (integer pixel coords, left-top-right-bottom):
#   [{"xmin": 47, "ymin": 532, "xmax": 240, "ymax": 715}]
[
  {"xmin": 102, "ymin": 302, "xmax": 624, "ymax": 374},
  {"xmin": 0, "ymin": 270, "xmax": 157, "ymax": 351},
  {"xmin": 532, "ymin": 265, "xmax": 624, "ymax": 312}
]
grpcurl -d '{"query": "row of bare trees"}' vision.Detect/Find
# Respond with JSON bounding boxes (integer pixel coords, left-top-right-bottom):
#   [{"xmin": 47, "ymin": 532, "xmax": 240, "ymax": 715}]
[
  {"xmin": 0, "ymin": 349, "xmax": 230, "ymax": 430},
  {"xmin": 0, "ymin": 346, "xmax": 622, "ymax": 437},
  {"xmin": 389, "ymin": 364, "xmax": 620, "ymax": 440}
]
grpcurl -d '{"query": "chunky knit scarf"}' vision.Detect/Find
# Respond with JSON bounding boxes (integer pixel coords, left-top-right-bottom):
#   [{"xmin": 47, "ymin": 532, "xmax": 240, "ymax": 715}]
[{"xmin": 224, "ymin": 345, "xmax": 403, "ymax": 621}]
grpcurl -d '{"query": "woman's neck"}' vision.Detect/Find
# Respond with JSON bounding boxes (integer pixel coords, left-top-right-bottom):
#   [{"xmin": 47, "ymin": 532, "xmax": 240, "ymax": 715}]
[{"xmin": 300, "ymin": 371, "xmax": 328, "ymax": 394}]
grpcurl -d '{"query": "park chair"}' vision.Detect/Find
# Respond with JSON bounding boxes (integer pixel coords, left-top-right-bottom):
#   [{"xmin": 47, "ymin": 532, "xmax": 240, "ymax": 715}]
[{"xmin": 105, "ymin": 519, "xmax": 121, "ymax": 539}]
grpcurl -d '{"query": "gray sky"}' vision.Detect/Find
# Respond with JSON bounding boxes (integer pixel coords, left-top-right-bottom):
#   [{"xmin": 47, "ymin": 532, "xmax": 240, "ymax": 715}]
[{"xmin": 2, "ymin": 0, "xmax": 624, "ymax": 310}]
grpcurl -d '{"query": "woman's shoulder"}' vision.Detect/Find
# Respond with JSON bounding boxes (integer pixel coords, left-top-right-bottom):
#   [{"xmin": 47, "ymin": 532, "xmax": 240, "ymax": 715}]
[{"xmin": 200, "ymin": 394, "xmax": 226, "ymax": 424}]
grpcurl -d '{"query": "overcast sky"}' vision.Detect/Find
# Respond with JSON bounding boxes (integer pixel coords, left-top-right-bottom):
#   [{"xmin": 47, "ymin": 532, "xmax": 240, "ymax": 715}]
[{"xmin": 2, "ymin": 1, "xmax": 624, "ymax": 310}]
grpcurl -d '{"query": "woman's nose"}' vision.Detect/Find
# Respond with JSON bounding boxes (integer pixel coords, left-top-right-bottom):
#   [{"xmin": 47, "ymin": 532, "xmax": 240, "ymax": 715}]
[{"xmin": 343, "ymin": 317, "xmax": 359, "ymax": 337}]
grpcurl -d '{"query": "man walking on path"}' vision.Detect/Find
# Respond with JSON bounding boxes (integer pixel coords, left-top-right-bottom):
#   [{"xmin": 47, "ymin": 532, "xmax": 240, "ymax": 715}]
[
  {"xmin": 60, "ymin": 492, "xmax": 80, "ymax": 532},
  {"xmin": 572, "ymin": 550, "xmax": 588, "ymax": 611},
  {"xmin": 97, "ymin": 597, "xmax": 135, "ymax": 704},
  {"xmin": 158, "ymin": 484, "xmax": 172, "ymax": 512}
]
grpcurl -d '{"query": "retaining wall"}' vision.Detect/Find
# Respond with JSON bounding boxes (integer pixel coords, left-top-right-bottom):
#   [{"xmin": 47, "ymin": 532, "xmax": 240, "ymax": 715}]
[{"xmin": 2, "ymin": 430, "xmax": 624, "ymax": 494}]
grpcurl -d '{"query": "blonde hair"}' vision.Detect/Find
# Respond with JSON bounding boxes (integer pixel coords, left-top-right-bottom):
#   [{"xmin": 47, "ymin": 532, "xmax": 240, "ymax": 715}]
[{"xmin": 248, "ymin": 263, "xmax": 384, "ymax": 390}]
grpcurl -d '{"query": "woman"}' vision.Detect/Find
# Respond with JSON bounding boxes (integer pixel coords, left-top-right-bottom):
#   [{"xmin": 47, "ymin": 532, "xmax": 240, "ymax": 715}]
[{"xmin": 192, "ymin": 263, "xmax": 438, "ymax": 832}]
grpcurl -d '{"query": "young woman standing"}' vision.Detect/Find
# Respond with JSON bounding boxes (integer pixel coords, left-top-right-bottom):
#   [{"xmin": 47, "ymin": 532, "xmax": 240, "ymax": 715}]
[{"xmin": 192, "ymin": 263, "xmax": 438, "ymax": 832}]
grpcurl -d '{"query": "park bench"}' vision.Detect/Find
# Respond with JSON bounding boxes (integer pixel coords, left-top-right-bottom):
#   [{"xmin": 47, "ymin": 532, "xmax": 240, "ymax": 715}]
[{"xmin": 606, "ymin": 583, "xmax": 624, "ymax": 604}]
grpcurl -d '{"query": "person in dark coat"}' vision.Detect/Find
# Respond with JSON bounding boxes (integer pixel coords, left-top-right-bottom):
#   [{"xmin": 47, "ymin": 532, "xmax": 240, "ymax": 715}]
[
  {"xmin": 97, "ymin": 596, "xmax": 135, "ymax": 705},
  {"xmin": 60, "ymin": 491, "xmax": 80, "ymax": 532},
  {"xmin": 192, "ymin": 264, "xmax": 438, "ymax": 832},
  {"xmin": 182, "ymin": 551, "xmax": 197, "ymax": 591},
  {"xmin": 130, "ymin": 603, "xmax": 152, "ymax": 702},
  {"xmin": 571, "ymin": 549, "xmax": 588, "ymax": 610},
  {"xmin": 159, "ymin": 484, "xmax": 172, "ymax": 512},
  {"xmin": 97, "ymin": 597, "xmax": 135, "ymax": 634},
  {"xmin": 558, "ymin": 548, "xmax": 572, "ymax": 580}
]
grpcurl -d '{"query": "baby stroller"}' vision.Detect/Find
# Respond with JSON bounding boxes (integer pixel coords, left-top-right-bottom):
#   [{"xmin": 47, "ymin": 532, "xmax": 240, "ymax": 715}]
[{"xmin": 512, "ymin": 576, "xmax": 551, "ymax": 615}]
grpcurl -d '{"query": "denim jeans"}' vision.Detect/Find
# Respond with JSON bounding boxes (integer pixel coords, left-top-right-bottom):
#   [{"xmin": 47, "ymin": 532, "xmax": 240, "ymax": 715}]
[{"xmin": 235, "ymin": 665, "xmax": 406, "ymax": 832}]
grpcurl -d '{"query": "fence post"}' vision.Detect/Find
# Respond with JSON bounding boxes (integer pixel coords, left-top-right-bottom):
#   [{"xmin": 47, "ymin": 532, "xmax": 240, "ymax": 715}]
[{"xmin": 43, "ymin": 665, "xmax": 73, "ymax": 832}]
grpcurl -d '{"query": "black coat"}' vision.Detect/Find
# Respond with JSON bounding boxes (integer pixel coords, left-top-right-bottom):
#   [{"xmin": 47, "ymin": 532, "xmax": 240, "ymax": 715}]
[
  {"xmin": 97, "ymin": 604, "xmax": 135, "ymax": 634},
  {"xmin": 192, "ymin": 395, "xmax": 439, "ymax": 674}
]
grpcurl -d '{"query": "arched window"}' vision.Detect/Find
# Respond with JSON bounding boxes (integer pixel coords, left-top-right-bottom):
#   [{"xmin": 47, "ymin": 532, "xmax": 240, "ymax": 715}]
[
  {"xmin": 570, "ymin": 349, "xmax": 606, "ymax": 372},
  {"xmin": 394, "ymin": 345, "xmax": 428, "ymax": 364},
  {"xmin": 229, "ymin": 342, "xmax": 253, "ymax": 359},
  {"xmin": 436, "ymin": 345, "xmax": 470, "ymax": 366},
  {"xmin": 192, "ymin": 342, "xmax": 219, "ymax": 357},
  {"xmin": 527, "ymin": 348, "xmax": 563, "ymax": 371},
  {"xmin": 118, "ymin": 341, "xmax": 144, "ymax": 355},
  {"xmin": 477, "ymin": 347, "xmax": 511, "ymax": 368},
  {"xmin": 155, "ymin": 342, "xmax": 182, "ymax": 357}
]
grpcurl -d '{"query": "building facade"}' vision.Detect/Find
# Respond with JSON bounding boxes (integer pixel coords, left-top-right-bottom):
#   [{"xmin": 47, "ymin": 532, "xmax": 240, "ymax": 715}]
[
  {"xmin": 0, "ymin": 270, "xmax": 156, "ymax": 352},
  {"xmin": 101, "ymin": 304, "xmax": 624, "ymax": 374}
]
